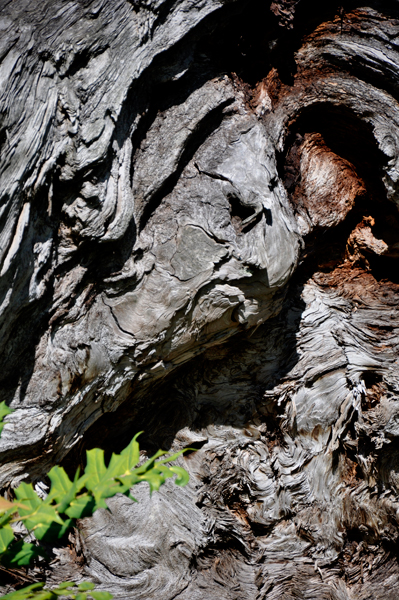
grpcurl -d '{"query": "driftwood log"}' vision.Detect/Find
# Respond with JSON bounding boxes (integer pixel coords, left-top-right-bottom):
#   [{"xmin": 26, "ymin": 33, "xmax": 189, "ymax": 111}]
[{"xmin": 2, "ymin": 0, "xmax": 399, "ymax": 597}]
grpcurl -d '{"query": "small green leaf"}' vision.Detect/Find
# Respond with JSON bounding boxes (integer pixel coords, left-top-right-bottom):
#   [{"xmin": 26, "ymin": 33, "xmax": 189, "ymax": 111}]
[
  {"xmin": 84, "ymin": 448, "xmax": 127, "ymax": 509},
  {"xmin": 47, "ymin": 465, "xmax": 73, "ymax": 498},
  {"xmin": 56, "ymin": 582, "xmax": 76, "ymax": 590},
  {"xmin": 65, "ymin": 494, "xmax": 96, "ymax": 519},
  {"xmin": 84, "ymin": 448, "xmax": 107, "ymax": 490},
  {"xmin": 47, "ymin": 466, "xmax": 86, "ymax": 515},
  {"xmin": 139, "ymin": 470, "xmax": 165, "ymax": 493},
  {"xmin": 1, "ymin": 540, "xmax": 46, "ymax": 567},
  {"xmin": 0, "ymin": 508, "xmax": 14, "ymax": 528},
  {"xmin": 77, "ymin": 583, "xmax": 95, "ymax": 591},
  {"xmin": 90, "ymin": 592, "xmax": 113, "ymax": 600},
  {"xmin": 105, "ymin": 452, "xmax": 126, "ymax": 480},
  {"xmin": 14, "ymin": 482, "xmax": 42, "ymax": 514},
  {"xmin": 133, "ymin": 450, "xmax": 166, "ymax": 475},
  {"xmin": 35, "ymin": 518, "xmax": 74, "ymax": 543},
  {"xmin": 0, "ymin": 523, "xmax": 14, "ymax": 554},
  {"xmin": 156, "ymin": 465, "xmax": 175, "ymax": 483},
  {"xmin": 19, "ymin": 502, "xmax": 66, "ymax": 541},
  {"xmin": 0, "ymin": 401, "xmax": 13, "ymax": 437},
  {"xmin": 0, "ymin": 401, "xmax": 13, "ymax": 420},
  {"xmin": 0, "ymin": 583, "xmax": 113, "ymax": 600},
  {"xmin": 169, "ymin": 465, "xmax": 189, "ymax": 486},
  {"xmin": 155, "ymin": 448, "xmax": 190, "ymax": 466},
  {"xmin": 0, "ymin": 582, "xmax": 45, "ymax": 599},
  {"xmin": 24, "ymin": 592, "xmax": 54, "ymax": 600},
  {"xmin": 116, "ymin": 472, "xmax": 139, "ymax": 491},
  {"xmin": 92, "ymin": 480, "xmax": 121, "ymax": 508},
  {"xmin": 119, "ymin": 432, "xmax": 141, "ymax": 469}
]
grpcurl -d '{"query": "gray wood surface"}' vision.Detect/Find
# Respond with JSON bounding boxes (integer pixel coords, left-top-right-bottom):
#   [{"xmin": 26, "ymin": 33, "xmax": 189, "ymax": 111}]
[{"xmin": 1, "ymin": 0, "xmax": 399, "ymax": 597}]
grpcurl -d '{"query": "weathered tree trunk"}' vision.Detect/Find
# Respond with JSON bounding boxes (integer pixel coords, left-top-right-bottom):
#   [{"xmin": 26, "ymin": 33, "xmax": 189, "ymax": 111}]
[{"xmin": 2, "ymin": 0, "xmax": 399, "ymax": 597}]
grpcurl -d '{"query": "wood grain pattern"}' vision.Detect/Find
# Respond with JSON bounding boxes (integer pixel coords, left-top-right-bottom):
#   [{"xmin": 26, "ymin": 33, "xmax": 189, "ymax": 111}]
[{"xmin": 1, "ymin": 0, "xmax": 399, "ymax": 597}]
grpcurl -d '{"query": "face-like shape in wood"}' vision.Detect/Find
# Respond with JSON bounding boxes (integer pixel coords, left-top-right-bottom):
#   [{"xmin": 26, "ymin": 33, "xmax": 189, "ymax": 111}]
[{"xmin": 106, "ymin": 104, "xmax": 299, "ymax": 358}]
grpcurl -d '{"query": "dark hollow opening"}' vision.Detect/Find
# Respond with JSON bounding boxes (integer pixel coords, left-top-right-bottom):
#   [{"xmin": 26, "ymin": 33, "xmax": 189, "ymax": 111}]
[{"xmin": 279, "ymin": 102, "xmax": 399, "ymax": 283}]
